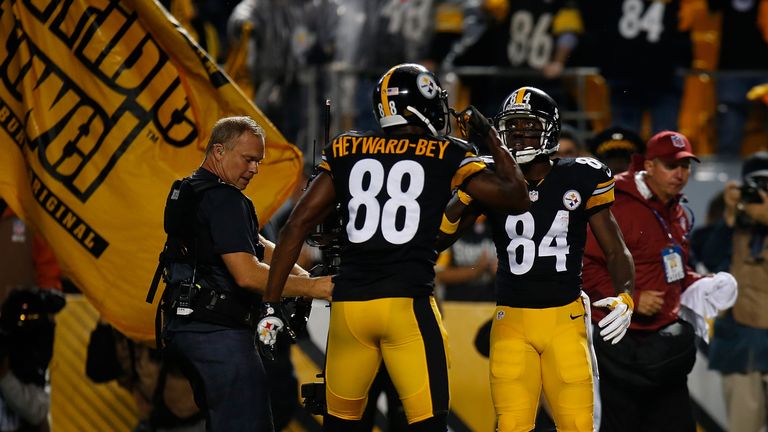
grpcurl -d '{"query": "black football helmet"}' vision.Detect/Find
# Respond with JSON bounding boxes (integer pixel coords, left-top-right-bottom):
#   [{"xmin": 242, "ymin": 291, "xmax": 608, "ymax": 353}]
[
  {"xmin": 372, "ymin": 63, "xmax": 449, "ymax": 135},
  {"xmin": 495, "ymin": 86, "xmax": 561, "ymax": 164}
]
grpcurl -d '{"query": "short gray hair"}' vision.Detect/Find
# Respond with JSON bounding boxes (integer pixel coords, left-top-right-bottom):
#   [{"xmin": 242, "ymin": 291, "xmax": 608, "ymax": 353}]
[{"xmin": 206, "ymin": 116, "xmax": 265, "ymax": 153}]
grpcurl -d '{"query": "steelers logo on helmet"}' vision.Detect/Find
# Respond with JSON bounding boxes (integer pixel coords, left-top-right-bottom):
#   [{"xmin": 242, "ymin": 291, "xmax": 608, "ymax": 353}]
[
  {"xmin": 417, "ymin": 73, "xmax": 438, "ymax": 99},
  {"xmin": 563, "ymin": 190, "xmax": 582, "ymax": 210},
  {"xmin": 372, "ymin": 63, "xmax": 450, "ymax": 136},
  {"xmin": 495, "ymin": 86, "xmax": 561, "ymax": 164}
]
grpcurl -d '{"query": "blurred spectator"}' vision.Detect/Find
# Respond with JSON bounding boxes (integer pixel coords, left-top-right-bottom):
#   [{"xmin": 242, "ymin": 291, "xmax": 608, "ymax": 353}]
[
  {"xmin": 0, "ymin": 287, "xmax": 66, "ymax": 432},
  {"xmin": 0, "ymin": 202, "xmax": 64, "ymax": 431},
  {"xmin": 334, "ymin": 0, "xmax": 437, "ymax": 131},
  {"xmin": 555, "ymin": 124, "xmax": 585, "ymax": 158},
  {"xmin": 423, "ymin": 0, "xmax": 466, "ymax": 69},
  {"xmin": 443, "ymin": 0, "xmax": 583, "ymax": 115},
  {"xmin": 435, "ymin": 218, "xmax": 497, "ymax": 302},
  {"xmin": 160, "ymin": 0, "xmax": 239, "ymax": 63},
  {"xmin": 588, "ymin": 126, "xmax": 645, "ymax": 175},
  {"xmin": 0, "ymin": 204, "xmax": 61, "ymax": 304},
  {"xmin": 86, "ymin": 320, "xmax": 204, "ymax": 432},
  {"xmin": 708, "ymin": 0, "xmax": 768, "ymax": 156},
  {"xmin": 705, "ymin": 151, "xmax": 768, "ymax": 432},
  {"xmin": 228, "ymin": 0, "xmax": 336, "ymax": 150},
  {"xmin": 579, "ymin": 0, "xmax": 696, "ymax": 133},
  {"xmin": 583, "ymin": 131, "xmax": 714, "ymax": 431},
  {"xmin": 688, "ymin": 190, "xmax": 725, "ymax": 272},
  {"xmin": 749, "ymin": 82, "xmax": 768, "ymax": 105}
]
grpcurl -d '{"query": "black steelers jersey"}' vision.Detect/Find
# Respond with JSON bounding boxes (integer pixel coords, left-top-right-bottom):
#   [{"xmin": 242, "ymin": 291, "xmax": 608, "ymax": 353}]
[
  {"xmin": 579, "ymin": 0, "xmax": 690, "ymax": 80},
  {"xmin": 357, "ymin": 0, "xmax": 435, "ymax": 68},
  {"xmin": 456, "ymin": 0, "xmax": 581, "ymax": 70},
  {"xmin": 318, "ymin": 130, "xmax": 485, "ymax": 301},
  {"xmin": 711, "ymin": 0, "xmax": 768, "ymax": 70},
  {"xmin": 481, "ymin": 157, "xmax": 614, "ymax": 308}
]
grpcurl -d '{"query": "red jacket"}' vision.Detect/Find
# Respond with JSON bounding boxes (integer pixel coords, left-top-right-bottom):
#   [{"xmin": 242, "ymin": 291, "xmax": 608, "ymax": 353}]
[{"xmin": 583, "ymin": 171, "xmax": 702, "ymax": 331}]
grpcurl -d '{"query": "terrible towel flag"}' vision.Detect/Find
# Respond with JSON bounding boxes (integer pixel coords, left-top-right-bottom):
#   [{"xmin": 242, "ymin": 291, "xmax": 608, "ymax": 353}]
[{"xmin": 0, "ymin": 0, "xmax": 303, "ymax": 340}]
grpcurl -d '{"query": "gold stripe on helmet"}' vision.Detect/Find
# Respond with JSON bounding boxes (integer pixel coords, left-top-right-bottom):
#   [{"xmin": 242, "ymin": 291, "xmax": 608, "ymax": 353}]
[
  {"xmin": 514, "ymin": 87, "xmax": 528, "ymax": 104},
  {"xmin": 380, "ymin": 66, "xmax": 397, "ymax": 117}
]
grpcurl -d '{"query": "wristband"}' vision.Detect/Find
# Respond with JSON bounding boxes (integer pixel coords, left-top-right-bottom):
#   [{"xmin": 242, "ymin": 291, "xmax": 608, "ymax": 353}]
[
  {"xmin": 618, "ymin": 292, "xmax": 634, "ymax": 310},
  {"xmin": 440, "ymin": 214, "xmax": 460, "ymax": 235},
  {"xmin": 457, "ymin": 189, "xmax": 473, "ymax": 205}
]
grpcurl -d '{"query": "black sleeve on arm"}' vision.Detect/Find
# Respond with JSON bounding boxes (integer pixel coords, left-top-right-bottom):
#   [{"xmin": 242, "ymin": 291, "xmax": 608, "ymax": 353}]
[{"xmin": 206, "ymin": 189, "xmax": 258, "ymax": 255}]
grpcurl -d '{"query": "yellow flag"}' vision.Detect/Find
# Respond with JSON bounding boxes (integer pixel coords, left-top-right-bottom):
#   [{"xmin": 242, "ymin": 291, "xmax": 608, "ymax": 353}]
[{"xmin": 0, "ymin": 0, "xmax": 303, "ymax": 340}]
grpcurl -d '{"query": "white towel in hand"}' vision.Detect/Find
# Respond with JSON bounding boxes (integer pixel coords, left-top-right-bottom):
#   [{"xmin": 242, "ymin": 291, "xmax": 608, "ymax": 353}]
[{"xmin": 679, "ymin": 272, "xmax": 738, "ymax": 342}]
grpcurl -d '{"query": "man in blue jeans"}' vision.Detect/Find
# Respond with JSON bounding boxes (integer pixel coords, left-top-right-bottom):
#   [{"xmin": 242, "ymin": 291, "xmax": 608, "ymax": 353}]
[{"xmin": 157, "ymin": 116, "xmax": 332, "ymax": 431}]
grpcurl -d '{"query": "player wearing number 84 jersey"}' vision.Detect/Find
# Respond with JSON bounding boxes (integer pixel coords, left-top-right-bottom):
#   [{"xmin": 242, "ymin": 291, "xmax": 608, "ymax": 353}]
[
  {"xmin": 440, "ymin": 86, "xmax": 635, "ymax": 432},
  {"xmin": 259, "ymin": 63, "xmax": 529, "ymax": 431}
]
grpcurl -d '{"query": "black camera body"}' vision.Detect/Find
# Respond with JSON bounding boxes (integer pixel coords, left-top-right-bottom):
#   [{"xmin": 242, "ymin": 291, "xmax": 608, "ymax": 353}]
[
  {"xmin": 306, "ymin": 204, "xmax": 343, "ymax": 277},
  {"xmin": 741, "ymin": 183, "xmax": 766, "ymax": 204},
  {"xmin": 737, "ymin": 179, "xmax": 768, "ymax": 228},
  {"xmin": 0, "ymin": 288, "xmax": 65, "ymax": 386},
  {"xmin": 281, "ymin": 296, "xmax": 313, "ymax": 339},
  {"xmin": 301, "ymin": 378, "xmax": 327, "ymax": 416}
]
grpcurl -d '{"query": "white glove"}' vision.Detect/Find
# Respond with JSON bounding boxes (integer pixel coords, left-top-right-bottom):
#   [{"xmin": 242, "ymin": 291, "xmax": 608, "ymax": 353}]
[
  {"xmin": 592, "ymin": 293, "xmax": 634, "ymax": 344},
  {"xmin": 256, "ymin": 302, "xmax": 285, "ymax": 347}
]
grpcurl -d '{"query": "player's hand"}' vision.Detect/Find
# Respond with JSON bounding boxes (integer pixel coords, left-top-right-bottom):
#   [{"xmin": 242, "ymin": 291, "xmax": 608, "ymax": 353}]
[
  {"xmin": 592, "ymin": 292, "xmax": 634, "ymax": 344},
  {"xmin": 542, "ymin": 61, "xmax": 564, "ymax": 79},
  {"xmin": 455, "ymin": 105, "xmax": 492, "ymax": 139},
  {"xmin": 743, "ymin": 189, "xmax": 768, "ymax": 225}
]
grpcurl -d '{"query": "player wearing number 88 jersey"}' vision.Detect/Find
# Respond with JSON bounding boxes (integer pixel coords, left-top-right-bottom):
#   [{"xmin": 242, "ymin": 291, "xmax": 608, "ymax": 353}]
[
  {"xmin": 319, "ymin": 130, "xmax": 483, "ymax": 301},
  {"xmin": 260, "ymin": 64, "xmax": 529, "ymax": 431},
  {"xmin": 439, "ymin": 87, "xmax": 635, "ymax": 432}
]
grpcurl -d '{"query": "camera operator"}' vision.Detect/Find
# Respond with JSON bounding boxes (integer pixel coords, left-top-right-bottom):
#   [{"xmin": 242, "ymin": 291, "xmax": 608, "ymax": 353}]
[
  {"xmin": 0, "ymin": 287, "xmax": 66, "ymax": 432},
  {"xmin": 704, "ymin": 151, "xmax": 768, "ymax": 432}
]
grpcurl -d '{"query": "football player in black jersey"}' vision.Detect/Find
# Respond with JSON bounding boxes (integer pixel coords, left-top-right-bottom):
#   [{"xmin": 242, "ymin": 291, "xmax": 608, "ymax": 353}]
[
  {"xmin": 257, "ymin": 63, "xmax": 530, "ymax": 431},
  {"xmin": 440, "ymin": 87, "xmax": 636, "ymax": 431}
]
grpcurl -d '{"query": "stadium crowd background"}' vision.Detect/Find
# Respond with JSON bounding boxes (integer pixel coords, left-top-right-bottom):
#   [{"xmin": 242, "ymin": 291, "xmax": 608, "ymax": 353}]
[
  {"xmin": 2, "ymin": 0, "xmax": 767, "ymax": 431},
  {"xmin": 145, "ymin": 1, "xmax": 768, "ymax": 431}
]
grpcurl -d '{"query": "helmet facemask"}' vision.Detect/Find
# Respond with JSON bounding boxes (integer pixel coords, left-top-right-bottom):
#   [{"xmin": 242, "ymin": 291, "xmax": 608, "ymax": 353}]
[
  {"xmin": 497, "ymin": 112, "xmax": 559, "ymax": 164},
  {"xmin": 405, "ymin": 88, "xmax": 450, "ymax": 135}
]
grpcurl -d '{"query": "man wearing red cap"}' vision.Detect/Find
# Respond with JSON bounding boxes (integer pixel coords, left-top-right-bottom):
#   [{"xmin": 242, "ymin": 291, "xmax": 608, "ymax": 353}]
[{"xmin": 583, "ymin": 131, "xmax": 715, "ymax": 431}]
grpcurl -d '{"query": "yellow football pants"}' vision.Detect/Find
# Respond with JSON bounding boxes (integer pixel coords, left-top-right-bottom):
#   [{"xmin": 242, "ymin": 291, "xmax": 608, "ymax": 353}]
[
  {"xmin": 490, "ymin": 298, "xmax": 595, "ymax": 432},
  {"xmin": 324, "ymin": 296, "xmax": 450, "ymax": 424}
]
